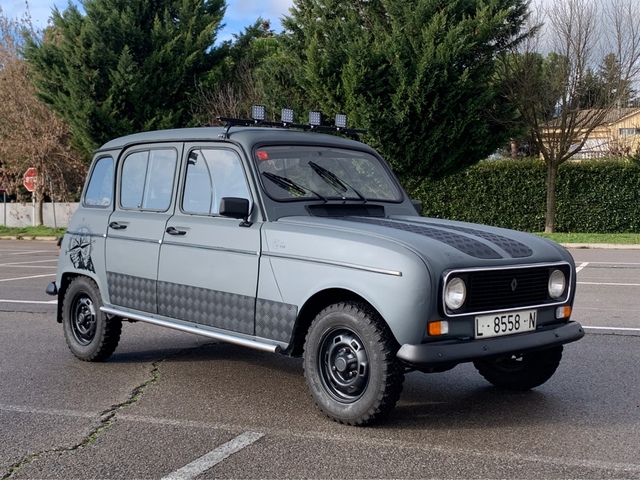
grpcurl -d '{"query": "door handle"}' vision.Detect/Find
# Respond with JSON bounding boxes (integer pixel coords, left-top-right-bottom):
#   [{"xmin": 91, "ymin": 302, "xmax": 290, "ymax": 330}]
[
  {"xmin": 165, "ymin": 226, "xmax": 187, "ymax": 236},
  {"xmin": 109, "ymin": 222, "xmax": 127, "ymax": 230}
]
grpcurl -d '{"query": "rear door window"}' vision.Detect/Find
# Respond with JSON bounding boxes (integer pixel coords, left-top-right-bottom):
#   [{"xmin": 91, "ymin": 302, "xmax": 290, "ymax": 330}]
[{"xmin": 120, "ymin": 148, "xmax": 178, "ymax": 211}]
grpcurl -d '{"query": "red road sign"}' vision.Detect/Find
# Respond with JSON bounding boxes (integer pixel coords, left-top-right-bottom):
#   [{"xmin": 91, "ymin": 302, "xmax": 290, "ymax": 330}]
[{"xmin": 23, "ymin": 168, "xmax": 37, "ymax": 192}]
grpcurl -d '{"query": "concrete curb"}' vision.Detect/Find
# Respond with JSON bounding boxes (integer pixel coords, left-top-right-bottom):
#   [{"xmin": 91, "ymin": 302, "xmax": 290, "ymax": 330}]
[
  {"xmin": 0, "ymin": 236, "xmax": 60, "ymax": 241},
  {"xmin": 561, "ymin": 243, "xmax": 640, "ymax": 250}
]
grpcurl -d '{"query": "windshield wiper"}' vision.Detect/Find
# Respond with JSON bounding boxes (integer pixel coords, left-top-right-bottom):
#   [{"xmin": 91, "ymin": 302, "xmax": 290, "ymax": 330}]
[
  {"xmin": 262, "ymin": 172, "xmax": 327, "ymax": 202},
  {"xmin": 308, "ymin": 162, "xmax": 368, "ymax": 202}
]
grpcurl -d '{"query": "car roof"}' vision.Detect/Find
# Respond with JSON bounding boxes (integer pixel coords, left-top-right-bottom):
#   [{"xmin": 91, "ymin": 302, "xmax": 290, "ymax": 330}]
[{"xmin": 96, "ymin": 126, "xmax": 373, "ymax": 153}]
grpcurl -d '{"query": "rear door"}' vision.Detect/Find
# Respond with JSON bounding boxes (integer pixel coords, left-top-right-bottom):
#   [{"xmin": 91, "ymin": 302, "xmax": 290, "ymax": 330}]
[
  {"xmin": 156, "ymin": 145, "xmax": 260, "ymax": 335},
  {"xmin": 105, "ymin": 143, "xmax": 182, "ymax": 313}
]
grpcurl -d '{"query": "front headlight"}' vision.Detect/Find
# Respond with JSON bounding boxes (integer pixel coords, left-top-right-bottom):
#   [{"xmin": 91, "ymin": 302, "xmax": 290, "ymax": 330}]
[
  {"xmin": 548, "ymin": 269, "xmax": 566, "ymax": 299},
  {"xmin": 444, "ymin": 277, "xmax": 467, "ymax": 310}
]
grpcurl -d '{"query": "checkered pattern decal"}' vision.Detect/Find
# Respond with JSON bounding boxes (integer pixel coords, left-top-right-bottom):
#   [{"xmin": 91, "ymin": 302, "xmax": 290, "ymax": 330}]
[
  {"xmin": 107, "ymin": 273, "xmax": 299, "ymax": 341},
  {"xmin": 256, "ymin": 299, "xmax": 298, "ymax": 343},
  {"xmin": 158, "ymin": 280, "xmax": 254, "ymax": 334},
  {"xmin": 107, "ymin": 272, "xmax": 156, "ymax": 313},
  {"xmin": 423, "ymin": 222, "xmax": 533, "ymax": 258}
]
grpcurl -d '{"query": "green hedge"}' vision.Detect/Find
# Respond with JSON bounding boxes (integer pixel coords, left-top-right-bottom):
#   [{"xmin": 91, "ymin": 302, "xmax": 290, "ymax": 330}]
[{"xmin": 413, "ymin": 159, "xmax": 640, "ymax": 233}]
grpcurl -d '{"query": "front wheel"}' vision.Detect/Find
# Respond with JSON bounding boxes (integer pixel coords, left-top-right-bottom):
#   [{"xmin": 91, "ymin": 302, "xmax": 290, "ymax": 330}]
[
  {"xmin": 303, "ymin": 302, "xmax": 404, "ymax": 426},
  {"xmin": 62, "ymin": 277, "xmax": 122, "ymax": 362},
  {"xmin": 473, "ymin": 346, "xmax": 563, "ymax": 391}
]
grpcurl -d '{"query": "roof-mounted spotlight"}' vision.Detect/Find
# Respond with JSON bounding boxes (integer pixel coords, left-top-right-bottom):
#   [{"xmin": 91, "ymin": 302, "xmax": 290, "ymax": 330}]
[
  {"xmin": 281, "ymin": 108, "xmax": 294, "ymax": 124},
  {"xmin": 252, "ymin": 105, "xmax": 266, "ymax": 122},
  {"xmin": 335, "ymin": 114, "xmax": 348, "ymax": 129},
  {"xmin": 309, "ymin": 111, "xmax": 322, "ymax": 127}
]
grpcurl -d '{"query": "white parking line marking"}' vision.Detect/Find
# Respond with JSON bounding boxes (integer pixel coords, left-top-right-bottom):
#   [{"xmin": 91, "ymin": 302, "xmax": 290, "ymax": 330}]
[
  {"xmin": 0, "ymin": 259, "xmax": 58, "ymax": 266},
  {"xmin": 584, "ymin": 326, "xmax": 640, "ymax": 332},
  {"xmin": 0, "ymin": 404, "xmax": 95, "ymax": 418},
  {"xmin": 0, "ymin": 299, "xmax": 57, "ymax": 304},
  {"xmin": 161, "ymin": 431, "xmax": 264, "ymax": 480},
  {"xmin": 4, "ymin": 250, "xmax": 56, "ymax": 256},
  {"xmin": 576, "ymin": 262, "xmax": 589, "ymax": 272},
  {"xmin": 573, "ymin": 261, "xmax": 640, "ymax": 266},
  {"xmin": 0, "ymin": 265, "xmax": 57, "ymax": 269},
  {"xmin": 0, "ymin": 274, "xmax": 56, "ymax": 282}
]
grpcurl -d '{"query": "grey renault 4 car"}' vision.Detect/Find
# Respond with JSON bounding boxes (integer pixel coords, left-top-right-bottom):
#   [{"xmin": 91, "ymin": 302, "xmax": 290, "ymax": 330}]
[{"xmin": 47, "ymin": 112, "xmax": 584, "ymax": 425}]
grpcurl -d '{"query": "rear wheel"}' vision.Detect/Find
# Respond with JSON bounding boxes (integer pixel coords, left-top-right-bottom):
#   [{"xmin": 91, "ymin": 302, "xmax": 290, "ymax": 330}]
[
  {"xmin": 473, "ymin": 346, "xmax": 563, "ymax": 391},
  {"xmin": 62, "ymin": 277, "xmax": 121, "ymax": 362},
  {"xmin": 303, "ymin": 302, "xmax": 404, "ymax": 426}
]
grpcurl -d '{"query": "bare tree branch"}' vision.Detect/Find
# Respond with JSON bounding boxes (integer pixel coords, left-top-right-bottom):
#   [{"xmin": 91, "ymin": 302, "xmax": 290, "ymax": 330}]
[
  {"xmin": 0, "ymin": 7, "xmax": 86, "ymax": 224},
  {"xmin": 191, "ymin": 61, "xmax": 263, "ymax": 125},
  {"xmin": 500, "ymin": 0, "xmax": 640, "ymax": 232}
]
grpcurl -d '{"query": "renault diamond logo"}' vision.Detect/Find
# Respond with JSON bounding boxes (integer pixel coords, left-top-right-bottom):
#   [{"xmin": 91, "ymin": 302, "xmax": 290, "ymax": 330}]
[{"xmin": 511, "ymin": 278, "xmax": 518, "ymax": 292}]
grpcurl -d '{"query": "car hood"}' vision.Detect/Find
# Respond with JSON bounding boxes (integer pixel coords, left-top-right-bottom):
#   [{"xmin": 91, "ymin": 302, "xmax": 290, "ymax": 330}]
[{"xmin": 277, "ymin": 215, "xmax": 573, "ymax": 270}]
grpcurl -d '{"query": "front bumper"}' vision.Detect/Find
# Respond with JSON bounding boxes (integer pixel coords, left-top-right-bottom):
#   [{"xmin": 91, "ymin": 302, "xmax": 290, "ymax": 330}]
[{"xmin": 397, "ymin": 321, "xmax": 584, "ymax": 368}]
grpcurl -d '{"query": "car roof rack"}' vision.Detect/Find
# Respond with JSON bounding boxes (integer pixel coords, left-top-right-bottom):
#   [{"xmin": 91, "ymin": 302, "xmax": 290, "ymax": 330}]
[{"xmin": 217, "ymin": 106, "xmax": 366, "ymax": 141}]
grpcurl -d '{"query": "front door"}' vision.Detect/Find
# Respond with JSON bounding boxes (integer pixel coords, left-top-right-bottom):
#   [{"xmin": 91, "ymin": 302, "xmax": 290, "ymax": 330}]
[{"xmin": 156, "ymin": 145, "xmax": 260, "ymax": 335}]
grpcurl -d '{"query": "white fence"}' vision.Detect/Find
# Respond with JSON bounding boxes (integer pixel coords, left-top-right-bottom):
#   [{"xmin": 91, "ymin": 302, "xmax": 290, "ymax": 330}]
[{"xmin": 1, "ymin": 202, "xmax": 79, "ymax": 228}]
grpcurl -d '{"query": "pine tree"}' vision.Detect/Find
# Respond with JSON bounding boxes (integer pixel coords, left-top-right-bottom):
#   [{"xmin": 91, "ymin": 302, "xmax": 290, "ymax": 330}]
[
  {"xmin": 261, "ymin": 0, "xmax": 531, "ymax": 188},
  {"xmin": 597, "ymin": 53, "xmax": 635, "ymax": 107},
  {"xmin": 24, "ymin": 0, "xmax": 225, "ymax": 155}
]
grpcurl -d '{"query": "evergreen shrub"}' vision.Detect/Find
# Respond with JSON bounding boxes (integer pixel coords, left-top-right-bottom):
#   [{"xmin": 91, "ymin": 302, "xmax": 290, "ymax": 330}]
[{"xmin": 413, "ymin": 158, "xmax": 640, "ymax": 233}]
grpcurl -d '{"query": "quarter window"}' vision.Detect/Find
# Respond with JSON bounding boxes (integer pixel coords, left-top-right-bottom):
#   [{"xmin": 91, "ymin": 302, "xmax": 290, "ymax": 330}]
[
  {"xmin": 183, "ymin": 149, "xmax": 250, "ymax": 215},
  {"xmin": 120, "ymin": 149, "xmax": 177, "ymax": 211},
  {"xmin": 84, "ymin": 156, "xmax": 114, "ymax": 207}
]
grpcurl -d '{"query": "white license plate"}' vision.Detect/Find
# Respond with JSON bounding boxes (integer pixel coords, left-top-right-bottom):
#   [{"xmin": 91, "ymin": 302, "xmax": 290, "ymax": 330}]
[{"xmin": 475, "ymin": 309, "xmax": 537, "ymax": 339}]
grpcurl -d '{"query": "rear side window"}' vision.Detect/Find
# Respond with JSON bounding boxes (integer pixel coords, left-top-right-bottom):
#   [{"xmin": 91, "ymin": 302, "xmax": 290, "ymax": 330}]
[
  {"xmin": 182, "ymin": 149, "xmax": 250, "ymax": 215},
  {"xmin": 120, "ymin": 148, "xmax": 177, "ymax": 211},
  {"xmin": 84, "ymin": 156, "xmax": 114, "ymax": 207}
]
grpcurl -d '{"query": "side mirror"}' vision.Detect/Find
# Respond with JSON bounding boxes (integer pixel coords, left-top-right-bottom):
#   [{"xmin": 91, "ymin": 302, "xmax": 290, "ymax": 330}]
[{"xmin": 219, "ymin": 197, "xmax": 250, "ymax": 219}]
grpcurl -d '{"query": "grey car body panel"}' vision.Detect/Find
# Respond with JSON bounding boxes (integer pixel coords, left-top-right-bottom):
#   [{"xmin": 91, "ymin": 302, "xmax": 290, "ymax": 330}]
[
  {"xmin": 52, "ymin": 126, "xmax": 582, "ymax": 368},
  {"xmin": 260, "ymin": 219, "xmax": 432, "ymax": 345}
]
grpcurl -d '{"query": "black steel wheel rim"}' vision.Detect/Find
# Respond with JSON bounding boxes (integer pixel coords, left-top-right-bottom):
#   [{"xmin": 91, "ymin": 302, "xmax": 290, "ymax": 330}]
[
  {"xmin": 318, "ymin": 327, "xmax": 370, "ymax": 403},
  {"xmin": 70, "ymin": 294, "xmax": 97, "ymax": 346}
]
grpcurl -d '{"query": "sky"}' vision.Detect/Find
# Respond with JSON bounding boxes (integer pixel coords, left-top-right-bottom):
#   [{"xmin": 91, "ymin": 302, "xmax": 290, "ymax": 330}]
[{"xmin": 1, "ymin": 0, "xmax": 295, "ymax": 43}]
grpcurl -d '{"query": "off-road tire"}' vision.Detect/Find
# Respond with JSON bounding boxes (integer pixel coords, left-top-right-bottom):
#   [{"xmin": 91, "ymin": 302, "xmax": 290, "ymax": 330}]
[
  {"xmin": 303, "ymin": 302, "xmax": 404, "ymax": 426},
  {"xmin": 473, "ymin": 346, "xmax": 563, "ymax": 391},
  {"xmin": 62, "ymin": 276, "xmax": 121, "ymax": 362}
]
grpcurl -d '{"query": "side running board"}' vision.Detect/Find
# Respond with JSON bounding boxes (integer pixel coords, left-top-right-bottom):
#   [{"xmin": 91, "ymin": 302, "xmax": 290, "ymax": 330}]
[{"xmin": 100, "ymin": 306, "xmax": 280, "ymax": 354}]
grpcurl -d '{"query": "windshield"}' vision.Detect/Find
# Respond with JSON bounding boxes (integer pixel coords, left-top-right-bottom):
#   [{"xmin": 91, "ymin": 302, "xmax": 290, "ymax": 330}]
[{"xmin": 255, "ymin": 146, "xmax": 402, "ymax": 202}]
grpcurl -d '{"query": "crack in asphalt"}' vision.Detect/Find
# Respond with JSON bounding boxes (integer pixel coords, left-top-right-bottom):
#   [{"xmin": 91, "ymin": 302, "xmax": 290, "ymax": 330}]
[{"xmin": 1, "ymin": 344, "xmax": 213, "ymax": 480}]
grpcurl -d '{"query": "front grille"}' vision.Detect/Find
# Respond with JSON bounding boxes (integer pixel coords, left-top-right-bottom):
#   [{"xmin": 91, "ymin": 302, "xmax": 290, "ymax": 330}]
[{"xmin": 442, "ymin": 263, "xmax": 571, "ymax": 317}]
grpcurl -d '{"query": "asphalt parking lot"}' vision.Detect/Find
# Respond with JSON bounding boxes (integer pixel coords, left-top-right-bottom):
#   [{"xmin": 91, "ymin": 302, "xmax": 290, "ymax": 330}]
[{"xmin": 1, "ymin": 239, "xmax": 639, "ymax": 479}]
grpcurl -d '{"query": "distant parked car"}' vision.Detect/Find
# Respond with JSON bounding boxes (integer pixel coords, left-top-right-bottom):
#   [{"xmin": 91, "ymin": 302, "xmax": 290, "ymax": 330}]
[{"xmin": 47, "ymin": 110, "xmax": 584, "ymax": 425}]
